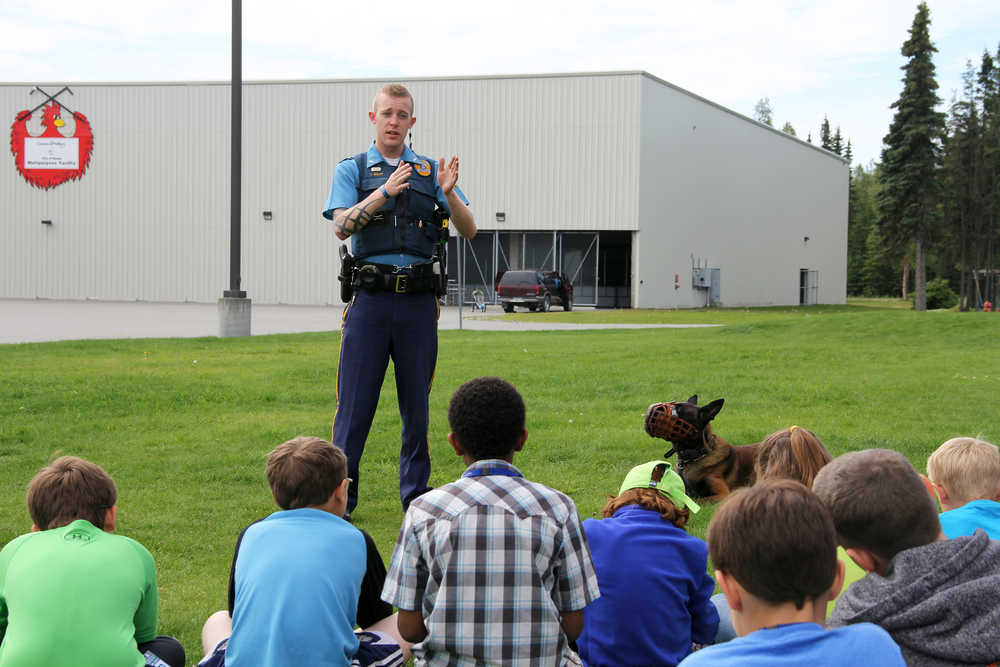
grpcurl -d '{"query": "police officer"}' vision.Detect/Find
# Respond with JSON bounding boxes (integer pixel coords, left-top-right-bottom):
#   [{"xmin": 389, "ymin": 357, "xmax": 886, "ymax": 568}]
[{"xmin": 322, "ymin": 83, "xmax": 476, "ymax": 517}]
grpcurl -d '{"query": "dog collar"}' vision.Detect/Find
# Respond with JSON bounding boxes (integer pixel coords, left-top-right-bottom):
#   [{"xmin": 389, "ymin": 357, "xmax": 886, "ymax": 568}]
[{"xmin": 676, "ymin": 445, "xmax": 710, "ymax": 469}]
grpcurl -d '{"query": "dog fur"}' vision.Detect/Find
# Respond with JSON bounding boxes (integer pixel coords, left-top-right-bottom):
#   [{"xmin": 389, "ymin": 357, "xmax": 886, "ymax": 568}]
[{"xmin": 645, "ymin": 395, "xmax": 759, "ymax": 502}]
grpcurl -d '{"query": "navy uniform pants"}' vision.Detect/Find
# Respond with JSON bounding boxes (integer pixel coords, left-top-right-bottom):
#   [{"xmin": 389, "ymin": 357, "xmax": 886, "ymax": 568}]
[{"xmin": 333, "ymin": 288, "xmax": 438, "ymax": 514}]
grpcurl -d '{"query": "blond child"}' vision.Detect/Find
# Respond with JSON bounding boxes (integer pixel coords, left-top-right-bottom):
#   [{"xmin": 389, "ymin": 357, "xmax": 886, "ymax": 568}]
[{"xmin": 926, "ymin": 436, "xmax": 1000, "ymax": 538}]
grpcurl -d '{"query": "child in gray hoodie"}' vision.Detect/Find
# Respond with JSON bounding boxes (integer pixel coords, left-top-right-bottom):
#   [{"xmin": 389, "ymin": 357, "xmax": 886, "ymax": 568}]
[{"xmin": 813, "ymin": 448, "xmax": 1000, "ymax": 667}]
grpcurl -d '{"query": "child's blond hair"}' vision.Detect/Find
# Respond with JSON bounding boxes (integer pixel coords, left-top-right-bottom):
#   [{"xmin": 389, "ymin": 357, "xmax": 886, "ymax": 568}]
[{"xmin": 927, "ymin": 437, "xmax": 1000, "ymax": 504}]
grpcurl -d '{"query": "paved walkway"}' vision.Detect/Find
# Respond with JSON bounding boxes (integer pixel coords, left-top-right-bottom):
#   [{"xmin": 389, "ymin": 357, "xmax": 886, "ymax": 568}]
[{"xmin": 0, "ymin": 298, "xmax": 718, "ymax": 344}]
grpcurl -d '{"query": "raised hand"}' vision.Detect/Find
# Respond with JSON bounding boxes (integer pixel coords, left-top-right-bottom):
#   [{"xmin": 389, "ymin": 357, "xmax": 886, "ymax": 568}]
[{"xmin": 437, "ymin": 156, "xmax": 459, "ymax": 194}]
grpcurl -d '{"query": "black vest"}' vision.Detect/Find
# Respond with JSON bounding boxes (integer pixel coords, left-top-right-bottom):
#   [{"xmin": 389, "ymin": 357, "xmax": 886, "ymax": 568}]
[{"xmin": 348, "ymin": 153, "xmax": 444, "ymax": 260}]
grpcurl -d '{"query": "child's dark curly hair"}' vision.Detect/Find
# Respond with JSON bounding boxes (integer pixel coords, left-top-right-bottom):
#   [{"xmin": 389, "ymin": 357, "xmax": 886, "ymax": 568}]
[{"xmin": 448, "ymin": 377, "xmax": 525, "ymax": 461}]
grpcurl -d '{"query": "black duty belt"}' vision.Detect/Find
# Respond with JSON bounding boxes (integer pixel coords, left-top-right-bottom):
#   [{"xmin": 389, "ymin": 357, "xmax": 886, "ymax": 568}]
[{"xmin": 354, "ymin": 261, "xmax": 437, "ymax": 294}]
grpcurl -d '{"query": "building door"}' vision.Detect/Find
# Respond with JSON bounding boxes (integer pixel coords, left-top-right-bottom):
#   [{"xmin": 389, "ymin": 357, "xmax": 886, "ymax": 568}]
[
  {"xmin": 800, "ymin": 269, "xmax": 818, "ymax": 305},
  {"xmin": 559, "ymin": 233, "xmax": 599, "ymax": 307}
]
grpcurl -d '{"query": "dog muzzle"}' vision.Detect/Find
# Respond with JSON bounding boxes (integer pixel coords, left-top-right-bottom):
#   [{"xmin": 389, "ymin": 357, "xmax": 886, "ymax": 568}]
[{"xmin": 645, "ymin": 402, "xmax": 699, "ymax": 442}]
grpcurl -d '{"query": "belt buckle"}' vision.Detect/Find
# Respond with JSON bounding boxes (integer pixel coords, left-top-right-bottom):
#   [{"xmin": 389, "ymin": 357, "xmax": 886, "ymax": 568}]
[{"xmin": 394, "ymin": 274, "xmax": 408, "ymax": 293}]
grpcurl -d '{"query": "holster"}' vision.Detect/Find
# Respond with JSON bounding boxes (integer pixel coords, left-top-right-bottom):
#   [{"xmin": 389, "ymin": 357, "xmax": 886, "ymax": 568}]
[
  {"xmin": 338, "ymin": 245, "xmax": 354, "ymax": 303},
  {"xmin": 433, "ymin": 211, "xmax": 450, "ymax": 297}
]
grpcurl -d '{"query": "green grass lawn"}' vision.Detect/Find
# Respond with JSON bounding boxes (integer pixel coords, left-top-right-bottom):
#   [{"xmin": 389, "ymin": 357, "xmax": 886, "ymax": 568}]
[{"xmin": 2, "ymin": 300, "xmax": 998, "ymax": 659}]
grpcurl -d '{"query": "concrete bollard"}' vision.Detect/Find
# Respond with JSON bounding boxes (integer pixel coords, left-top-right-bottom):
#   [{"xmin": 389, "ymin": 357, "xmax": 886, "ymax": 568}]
[{"xmin": 218, "ymin": 297, "xmax": 252, "ymax": 337}]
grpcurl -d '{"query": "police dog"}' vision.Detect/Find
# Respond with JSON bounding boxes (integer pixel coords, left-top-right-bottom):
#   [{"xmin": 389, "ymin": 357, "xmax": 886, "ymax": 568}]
[{"xmin": 644, "ymin": 395, "xmax": 758, "ymax": 502}]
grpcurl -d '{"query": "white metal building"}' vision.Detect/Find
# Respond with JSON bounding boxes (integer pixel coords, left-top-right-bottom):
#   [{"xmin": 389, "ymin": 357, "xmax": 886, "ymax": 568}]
[{"xmin": 2, "ymin": 71, "xmax": 848, "ymax": 308}]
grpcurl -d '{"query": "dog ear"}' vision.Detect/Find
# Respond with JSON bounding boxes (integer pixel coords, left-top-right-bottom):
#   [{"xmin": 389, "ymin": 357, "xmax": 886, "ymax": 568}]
[
  {"xmin": 687, "ymin": 394, "xmax": 699, "ymax": 405},
  {"xmin": 701, "ymin": 398, "xmax": 725, "ymax": 422}
]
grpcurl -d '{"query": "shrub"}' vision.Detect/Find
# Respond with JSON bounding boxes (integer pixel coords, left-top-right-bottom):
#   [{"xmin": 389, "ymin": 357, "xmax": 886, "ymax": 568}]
[{"xmin": 923, "ymin": 277, "xmax": 958, "ymax": 310}]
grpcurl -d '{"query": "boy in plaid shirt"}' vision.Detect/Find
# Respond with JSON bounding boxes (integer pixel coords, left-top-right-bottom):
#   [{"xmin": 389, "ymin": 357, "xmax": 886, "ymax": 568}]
[{"xmin": 382, "ymin": 376, "xmax": 600, "ymax": 666}]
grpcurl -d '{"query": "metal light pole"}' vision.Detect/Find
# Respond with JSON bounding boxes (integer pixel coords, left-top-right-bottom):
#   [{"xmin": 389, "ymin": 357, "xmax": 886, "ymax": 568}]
[{"xmin": 218, "ymin": 0, "xmax": 251, "ymax": 336}]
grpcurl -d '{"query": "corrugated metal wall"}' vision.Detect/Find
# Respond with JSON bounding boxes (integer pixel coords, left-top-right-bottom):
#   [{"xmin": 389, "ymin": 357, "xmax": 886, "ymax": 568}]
[
  {"xmin": 2, "ymin": 83, "xmax": 232, "ymax": 302},
  {"xmin": 2, "ymin": 72, "xmax": 844, "ymax": 306},
  {"xmin": 634, "ymin": 75, "xmax": 848, "ymax": 308},
  {"xmin": 2, "ymin": 73, "xmax": 643, "ymax": 304}
]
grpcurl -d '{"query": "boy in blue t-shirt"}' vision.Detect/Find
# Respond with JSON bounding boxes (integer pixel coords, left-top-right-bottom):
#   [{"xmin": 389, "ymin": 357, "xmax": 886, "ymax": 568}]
[
  {"xmin": 197, "ymin": 437, "xmax": 409, "ymax": 667},
  {"xmin": 678, "ymin": 479, "xmax": 903, "ymax": 666},
  {"xmin": 926, "ymin": 436, "xmax": 1000, "ymax": 538}
]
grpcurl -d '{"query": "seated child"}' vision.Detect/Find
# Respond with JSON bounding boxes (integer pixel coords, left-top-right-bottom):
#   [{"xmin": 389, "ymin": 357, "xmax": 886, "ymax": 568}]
[
  {"xmin": 198, "ymin": 436, "xmax": 408, "ymax": 667},
  {"xmin": 712, "ymin": 425, "xmax": 864, "ymax": 640},
  {"xmin": 0, "ymin": 456, "xmax": 185, "ymax": 667},
  {"xmin": 576, "ymin": 460, "xmax": 718, "ymax": 667},
  {"xmin": 813, "ymin": 448, "xmax": 1000, "ymax": 666},
  {"xmin": 381, "ymin": 376, "xmax": 600, "ymax": 666},
  {"xmin": 926, "ymin": 436, "xmax": 1000, "ymax": 538},
  {"xmin": 754, "ymin": 425, "xmax": 831, "ymax": 488},
  {"xmin": 678, "ymin": 479, "xmax": 904, "ymax": 666}
]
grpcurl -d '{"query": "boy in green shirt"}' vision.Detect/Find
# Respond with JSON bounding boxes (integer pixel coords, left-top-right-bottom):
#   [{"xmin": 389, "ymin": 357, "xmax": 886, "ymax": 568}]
[{"xmin": 0, "ymin": 456, "xmax": 184, "ymax": 667}]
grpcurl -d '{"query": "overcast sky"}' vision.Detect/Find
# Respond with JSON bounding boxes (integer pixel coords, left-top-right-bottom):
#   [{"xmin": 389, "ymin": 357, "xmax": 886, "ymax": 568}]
[{"xmin": 2, "ymin": 0, "xmax": 998, "ymax": 167}]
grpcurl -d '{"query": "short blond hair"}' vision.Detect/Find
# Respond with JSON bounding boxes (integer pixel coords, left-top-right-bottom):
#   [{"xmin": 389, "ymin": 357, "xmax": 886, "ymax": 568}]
[
  {"xmin": 372, "ymin": 83, "xmax": 413, "ymax": 115},
  {"xmin": 927, "ymin": 437, "xmax": 1000, "ymax": 503}
]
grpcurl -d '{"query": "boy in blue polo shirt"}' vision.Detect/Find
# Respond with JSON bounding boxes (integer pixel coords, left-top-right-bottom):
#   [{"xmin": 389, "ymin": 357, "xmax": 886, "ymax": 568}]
[{"xmin": 678, "ymin": 479, "xmax": 903, "ymax": 666}]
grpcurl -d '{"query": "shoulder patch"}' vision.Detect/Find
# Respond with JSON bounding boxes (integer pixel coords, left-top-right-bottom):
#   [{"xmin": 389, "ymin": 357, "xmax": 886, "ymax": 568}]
[{"xmin": 414, "ymin": 159, "xmax": 432, "ymax": 177}]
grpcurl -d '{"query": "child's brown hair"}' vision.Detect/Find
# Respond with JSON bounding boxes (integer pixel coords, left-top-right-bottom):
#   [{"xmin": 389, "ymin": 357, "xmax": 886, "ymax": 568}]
[
  {"xmin": 27, "ymin": 456, "xmax": 117, "ymax": 531},
  {"xmin": 708, "ymin": 479, "xmax": 837, "ymax": 609},
  {"xmin": 754, "ymin": 425, "xmax": 832, "ymax": 488},
  {"xmin": 812, "ymin": 449, "xmax": 941, "ymax": 562},
  {"xmin": 266, "ymin": 437, "xmax": 346, "ymax": 510}
]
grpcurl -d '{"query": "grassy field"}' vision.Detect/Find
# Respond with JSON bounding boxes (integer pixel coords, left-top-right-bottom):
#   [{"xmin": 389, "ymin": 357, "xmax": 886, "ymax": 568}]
[{"xmin": 2, "ymin": 299, "xmax": 998, "ymax": 660}]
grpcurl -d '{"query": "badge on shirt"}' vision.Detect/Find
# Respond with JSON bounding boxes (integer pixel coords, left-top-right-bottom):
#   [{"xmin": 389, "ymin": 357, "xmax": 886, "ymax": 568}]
[
  {"xmin": 370, "ymin": 165, "xmax": 383, "ymax": 175},
  {"xmin": 414, "ymin": 159, "xmax": 432, "ymax": 176}
]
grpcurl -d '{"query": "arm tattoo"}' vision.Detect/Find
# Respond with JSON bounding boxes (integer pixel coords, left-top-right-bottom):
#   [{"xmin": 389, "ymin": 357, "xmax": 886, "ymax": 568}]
[{"xmin": 335, "ymin": 199, "xmax": 380, "ymax": 238}]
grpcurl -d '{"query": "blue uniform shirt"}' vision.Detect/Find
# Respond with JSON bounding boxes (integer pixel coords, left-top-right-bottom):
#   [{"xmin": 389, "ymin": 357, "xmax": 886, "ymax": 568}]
[{"xmin": 323, "ymin": 143, "xmax": 468, "ymax": 266}]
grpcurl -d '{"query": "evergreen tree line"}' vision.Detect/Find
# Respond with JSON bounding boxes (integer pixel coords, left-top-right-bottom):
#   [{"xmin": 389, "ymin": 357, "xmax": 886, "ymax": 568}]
[
  {"xmin": 847, "ymin": 3, "xmax": 1000, "ymax": 310},
  {"xmin": 752, "ymin": 99, "xmax": 854, "ymax": 163}
]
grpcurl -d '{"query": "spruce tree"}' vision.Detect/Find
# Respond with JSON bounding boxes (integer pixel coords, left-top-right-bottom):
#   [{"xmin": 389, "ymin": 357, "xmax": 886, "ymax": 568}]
[
  {"xmin": 942, "ymin": 69, "xmax": 983, "ymax": 310},
  {"xmin": 820, "ymin": 116, "xmax": 833, "ymax": 151},
  {"xmin": 980, "ymin": 46, "xmax": 1000, "ymax": 304},
  {"xmin": 876, "ymin": 1, "xmax": 946, "ymax": 311},
  {"xmin": 833, "ymin": 128, "xmax": 844, "ymax": 156}
]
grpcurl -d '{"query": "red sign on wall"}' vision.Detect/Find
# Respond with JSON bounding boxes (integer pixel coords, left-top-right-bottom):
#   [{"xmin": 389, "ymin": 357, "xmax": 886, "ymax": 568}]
[{"xmin": 11, "ymin": 92, "xmax": 93, "ymax": 190}]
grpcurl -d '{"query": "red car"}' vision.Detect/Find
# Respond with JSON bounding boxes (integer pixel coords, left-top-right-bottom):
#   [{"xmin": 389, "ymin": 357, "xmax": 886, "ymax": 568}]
[{"xmin": 497, "ymin": 270, "xmax": 573, "ymax": 312}]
